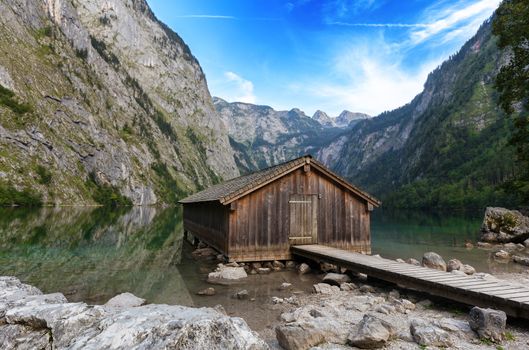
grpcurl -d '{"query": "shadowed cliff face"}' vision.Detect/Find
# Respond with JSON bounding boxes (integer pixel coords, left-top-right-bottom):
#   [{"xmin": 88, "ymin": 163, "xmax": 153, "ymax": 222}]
[{"xmin": 0, "ymin": 0, "xmax": 238, "ymax": 205}]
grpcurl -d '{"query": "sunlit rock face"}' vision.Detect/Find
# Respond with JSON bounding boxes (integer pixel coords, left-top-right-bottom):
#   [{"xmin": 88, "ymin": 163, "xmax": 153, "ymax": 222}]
[{"xmin": 0, "ymin": 0, "xmax": 238, "ymax": 205}]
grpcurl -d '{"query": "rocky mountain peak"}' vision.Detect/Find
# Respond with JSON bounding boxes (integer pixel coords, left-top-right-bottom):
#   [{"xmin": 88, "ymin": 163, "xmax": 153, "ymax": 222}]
[
  {"xmin": 312, "ymin": 110, "xmax": 334, "ymax": 127},
  {"xmin": 335, "ymin": 110, "xmax": 370, "ymax": 128}
]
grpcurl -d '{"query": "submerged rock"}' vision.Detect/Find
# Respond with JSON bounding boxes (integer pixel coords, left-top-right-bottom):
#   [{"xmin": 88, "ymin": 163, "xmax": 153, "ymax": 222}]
[
  {"xmin": 494, "ymin": 250, "xmax": 510, "ymax": 260},
  {"xmin": 298, "ymin": 263, "xmax": 311, "ymax": 275},
  {"xmin": 422, "ymin": 252, "xmax": 447, "ymax": 271},
  {"xmin": 0, "ymin": 277, "xmax": 268, "ymax": 350},
  {"xmin": 197, "ymin": 288, "xmax": 216, "ymax": 296},
  {"xmin": 512, "ymin": 255, "xmax": 529, "ymax": 266},
  {"xmin": 480, "ymin": 207, "xmax": 529, "ymax": 243},
  {"xmin": 207, "ymin": 265, "xmax": 248, "ymax": 284},
  {"xmin": 469, "ymin": 307, "xmax": 506, "ymax": 342}
]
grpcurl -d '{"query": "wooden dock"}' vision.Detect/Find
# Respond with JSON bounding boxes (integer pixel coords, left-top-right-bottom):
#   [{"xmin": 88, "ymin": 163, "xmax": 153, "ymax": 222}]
[{"xmin": 292, "ymin": 244, "xmax": 529, "ymax": 319}]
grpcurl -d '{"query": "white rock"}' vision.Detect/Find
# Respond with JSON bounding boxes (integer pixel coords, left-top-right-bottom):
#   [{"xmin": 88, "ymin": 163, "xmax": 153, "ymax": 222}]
[{"xmin": 105, "ymin": 292, "xmax": 145, "ymax": 308}]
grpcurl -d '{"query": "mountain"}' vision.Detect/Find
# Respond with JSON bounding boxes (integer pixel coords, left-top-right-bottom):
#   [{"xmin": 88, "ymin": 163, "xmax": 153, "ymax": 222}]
[
  {"xmin": 214, "ymin": 97, "xmax": 348, "ymax": 173},
  {"xmin": 321, "ymin": 19, "xmax": 521, "ymax": 208},
  {"xmin": 312, "ymin": 109, "xmax": 370, "ymax": 128},
  {"xmin": 335, "ymin": 111, "xmax": 370, "ymax": 128},
  {"xmin": 0, "ymin": 0, "xmax": 238, "ymax": 205}
]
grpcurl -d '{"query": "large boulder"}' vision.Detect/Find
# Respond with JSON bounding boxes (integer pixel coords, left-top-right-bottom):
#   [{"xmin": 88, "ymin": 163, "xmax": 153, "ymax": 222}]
[
  {"xmin": 0, "ymin": 277, "xmax": 268, "ymax": 350},
  {"xmin": 480, "ymin": 207, "xmax": 529, "ymax": 243},
  {"xmin": 275, "ymin": 323, "xmax": 325, "ymax": 350},
  {"xmin": 410, "ymin": 319, "xmax": 452, "ymax": 347},
  {"xmin": 207, "ymin": 265, "xmax": 248, "ymax": 285},
  {"xmin": 468, "ymin": 307, "xmax": 506, "ymax": 342},
  {"xmin": 422, "ymin": 252, "xmax": 447, "ymax": 271},
  {"xmin": 347, "ymin": 314, "xmax": 395, "ymax": 349}
]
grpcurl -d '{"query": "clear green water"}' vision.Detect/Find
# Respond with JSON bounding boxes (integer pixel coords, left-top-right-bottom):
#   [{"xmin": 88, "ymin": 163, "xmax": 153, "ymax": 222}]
[{"xmin": 0, "ymin": 206, "xmax": 526, "ymax": 324}]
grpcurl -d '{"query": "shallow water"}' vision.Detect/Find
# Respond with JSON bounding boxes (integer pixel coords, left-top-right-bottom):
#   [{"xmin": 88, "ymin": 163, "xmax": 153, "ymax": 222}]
[{"xmin": 0, "ymin": 206, "xmax": 527, "ymax": 329}]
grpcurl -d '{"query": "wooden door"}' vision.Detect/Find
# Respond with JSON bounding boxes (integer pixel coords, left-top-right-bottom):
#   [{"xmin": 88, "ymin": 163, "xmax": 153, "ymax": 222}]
[{"xmin": 288, "ymin": 194, "xmax": 318, "ymax": 245}]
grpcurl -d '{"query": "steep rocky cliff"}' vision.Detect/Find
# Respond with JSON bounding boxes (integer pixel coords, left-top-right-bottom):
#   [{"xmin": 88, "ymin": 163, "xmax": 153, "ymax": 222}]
[
  {"xmin": 214, "ymin": 97, "xmax": 350, "ymax": 173},
  {"xmin": 322, "ymin": 20, "xmax": 518, "ymax": 207},
  {"xmin": 0, "ymin": 0, "xmax": 238, "ymax": 205}
]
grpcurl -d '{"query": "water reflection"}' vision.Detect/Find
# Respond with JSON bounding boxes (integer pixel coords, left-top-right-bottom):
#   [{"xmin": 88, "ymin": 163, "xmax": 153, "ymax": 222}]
[{"xmin": 0, "ymin": 206, "xmax": 189, "ymax": 305}]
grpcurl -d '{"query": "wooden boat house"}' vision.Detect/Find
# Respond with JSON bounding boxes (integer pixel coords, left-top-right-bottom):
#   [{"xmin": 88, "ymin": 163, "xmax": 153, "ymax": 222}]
[{"xmin": 179, "ymin": 155, "xmax": 380, "ymax": 262}]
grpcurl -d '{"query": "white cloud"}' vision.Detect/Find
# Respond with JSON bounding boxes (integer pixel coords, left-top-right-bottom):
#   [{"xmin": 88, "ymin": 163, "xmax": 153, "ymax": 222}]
[
  {"xmin": 410, "ymin": 0, "xmax": 501, "ymax": 44},
  {"xmin": 221, "ymin": 72, "xmax": 257, "ymax": 104}
]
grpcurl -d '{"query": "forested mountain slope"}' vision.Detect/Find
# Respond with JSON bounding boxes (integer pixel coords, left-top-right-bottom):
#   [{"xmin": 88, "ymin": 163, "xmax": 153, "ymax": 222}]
[{"xmin": 322, "ymin": 20, "xmax": 519, "ymax": 208}]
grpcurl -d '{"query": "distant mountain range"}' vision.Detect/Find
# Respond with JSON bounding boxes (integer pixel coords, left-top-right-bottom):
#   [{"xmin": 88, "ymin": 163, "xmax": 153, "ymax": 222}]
[{"xmin": 214, "ymin": 97, "xmax": 369, "ymax": 173}]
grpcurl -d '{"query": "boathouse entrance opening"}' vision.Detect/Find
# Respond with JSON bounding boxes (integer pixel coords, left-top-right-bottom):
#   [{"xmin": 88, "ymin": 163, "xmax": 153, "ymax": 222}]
[{"xmin": 288, "ymin": 194, "xmax": 318, "ymax": 245}]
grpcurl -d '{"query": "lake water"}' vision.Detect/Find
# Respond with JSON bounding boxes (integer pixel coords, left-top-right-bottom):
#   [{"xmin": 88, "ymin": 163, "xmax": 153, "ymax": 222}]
[{"xmin": 1, "ymin": 206, "xmax": 527, "ymax": 330}]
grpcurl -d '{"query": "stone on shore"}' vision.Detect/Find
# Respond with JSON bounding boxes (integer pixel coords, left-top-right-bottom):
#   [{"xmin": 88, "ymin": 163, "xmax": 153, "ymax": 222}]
[
  {"xmin": 275, "ymin": 323, "xmax": 325, "ymax": 350},
  {"xmin": 258, "ymin": 267, "xmax": 271, "ymax": 274},
  {"xmin": 313, "ymin": 283, "xmax": 340, "ymax": 294},
  {"xmin": 447, "ymin": 259, "xmax": 462, "ymax": 272},
  {"xmin": 207, "ymin": 265, "xmax": 248, "ymax": 285},
  {"xmin": 480, "ymin": 207, "xmax": 529, "ymax": 243},
  {"xmin": 513, "ymin": 255, "xmax": 529, "ymax": 266},
  {"xmin": 405, "ymin": 258, "xmax": 420, "ymax": 266},
  {"xmin": 322, "ymin": 273, "xmax": 351, "ymax": 286},
  {"xmin": 347, "ymin": 314, "xmax": 395, "ymax": 349},
  {"xmin": 494, "ymin": 250, "xmax": 510, "ymax": 259},
  {"xmin": 104, "ymin": 292, "xmax": 146, "ymax": 308},
  {"xmin": 422, "ymin": 252, "xmax": 447, "ymax": 271},
  {"xmin": 410, "ymin": 319, "xmax": 453, "ymax": 347},
  {"xmin": 524, "ymin": 238, "xmax": 529, "ymax": 247},
  {"xmin": 236, "ymin": 290, "xmax": 249, "ymax": 300},
  {"xmin": 461, "ymin": 264, "xmax": 476, "ymax": 275},
  {"xmin": 0, "ymin": 277, "xmax": 268, "ymax": 350},
  {"xmin": 468, "ymin": 307, "xmax": 506, "ymax": 342}
]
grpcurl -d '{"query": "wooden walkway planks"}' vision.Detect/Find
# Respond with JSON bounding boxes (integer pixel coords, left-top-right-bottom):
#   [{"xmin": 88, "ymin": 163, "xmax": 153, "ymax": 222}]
[{"xmin": 291, "ymin": 244, "xmax": 529, "ymax": 319}]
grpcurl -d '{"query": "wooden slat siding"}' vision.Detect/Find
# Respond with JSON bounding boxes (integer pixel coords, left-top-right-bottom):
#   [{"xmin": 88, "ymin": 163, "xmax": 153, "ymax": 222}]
[
  {"xmin": 183, "ymin": 202, "xmax": 228, "ymax": 253},
  {"xmin": 292, "ymin": 245, "xmax": 529, "ymax": 320}
]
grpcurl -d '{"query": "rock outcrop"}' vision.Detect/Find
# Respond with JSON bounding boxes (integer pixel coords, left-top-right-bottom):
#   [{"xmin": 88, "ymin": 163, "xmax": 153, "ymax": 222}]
[
  {"xmin": 480, "ymin": 207, "xmax": 529, "ymax": 243},
  {"xmin": 207, "ymin": 264, "xmax": 248, "ymax": 284},
  {"xmin": 0, "ymin": 276, "xmax": 267, "ymax": 349},
  {"xmin": 0, "ymin": 0, "xmax": 238, "ymax": 205}
]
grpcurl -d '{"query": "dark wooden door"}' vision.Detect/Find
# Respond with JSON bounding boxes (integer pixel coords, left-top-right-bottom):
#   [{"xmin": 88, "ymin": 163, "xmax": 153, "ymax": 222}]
[{"xmin": 288, "ymin": 194, "xmax": 318, "ymax": 245}]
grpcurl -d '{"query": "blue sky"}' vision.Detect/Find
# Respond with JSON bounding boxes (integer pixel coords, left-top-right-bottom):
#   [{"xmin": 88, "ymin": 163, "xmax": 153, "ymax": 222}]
[{"xmin": 148, "ymin": 0, "xmax": 501, "ymax": 116}]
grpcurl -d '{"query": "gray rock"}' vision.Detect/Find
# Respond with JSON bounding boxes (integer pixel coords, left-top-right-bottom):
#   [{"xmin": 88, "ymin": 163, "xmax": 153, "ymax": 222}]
[
  {"xmin": 313, "ymin": 283, "xmax": 340, "ymax": 294},
  {"xmin": 516, "ymin": 243, "xmax": 526, "ymax": 250},
  {"xmin": 480, "ymin": 207, "xmax": 529, "ymax": 243},
  {"xmin": 451, "ymin": 270, "xmax": 466, "ymax": 276},
  {"xmin": 207, "ymin": 265, "xmax": 248, "ymax": 284},
  {"xmin": 503, "ymin": 242, "xmax": 518, "ymax": 250},
  {"xmin": 258, "ymin": 267, "xmax": 271, "ymax": 274},
  {"xmin": 410, "ymin": 319, "xmax": 452, "ymax": 347},
  {"xmin": 469, "ymin": 307, "xmax": 506, "ymax": 342},
  {"xmin": 422, "ymin": 252, "xmax": 447, "ymax": 271},
  {"xmin": 395, "ymin": 258, "xmax": 405, "ymax": 263},
  {"xmin": 322, "ymin": 273, "xmax": 351, "ymax": 286},
  {"xmin": 104, "ymin": 292, "xmax": 145, "ymax": 308},
  {"xmin": 0, "ymin": 277, "xmax": 267, "ymax": 350},
  {"xmin": 447, "ymin": 259, "xmax": 462, "ymax": 272},
  {"xmin": 272, "ymin": 260, "xmax": 285, "ymax": 269},
  {"xmin": 275, "ymin": 323, "xmax": 325, "ymax": 350},
  {"xmin": 477, "ymin": 242, "xmax": 493, "ymax": 248},
  {"xmin": 339, "ymin": 282, "xmax": 357, "ymax": 291},
  {"xmin": 513, "ymin": 255, "xmax": 529, "ymax": 266},
  {"xmin": 347, "ymin": 314, "xmax": 395, "ymax": 349},
  {"xmin": 320, "ymin": 262, "xmax": 337, "ymax": 272},
  {"xmin": 298, "ymin": 263, "xmax": 311, "ymax": 275},
  {"xmin": 461, "ymin": 264, "xmax": 476, "ymax": 275},
  {"xmin": 285, "ymin": 261, "xmax": 296, "ymax": 269},
  {"xmin": 494, "ymin": 250, "xmax": 510, "ymax": 259},
  {"xmin": 524, "ymin": 238, "xmax": 529, "ymax": 247},
  {"xmin": 236, "ymin": 290, "xmax": 249, "ymax": 300},
  {"xmin": 359, "ymin": 285, "xmax": 375, "ymax": 293},
  {"xmin": 405, "ymin": 258, "xmax": 421, "ymax": 266},
  {"xmin": 250, "ymin": 262, "xmax": 262, "ymax": 270},
  {"xmin": 197, "ymin": 288, "xmax": 216, "ymax": 296}
]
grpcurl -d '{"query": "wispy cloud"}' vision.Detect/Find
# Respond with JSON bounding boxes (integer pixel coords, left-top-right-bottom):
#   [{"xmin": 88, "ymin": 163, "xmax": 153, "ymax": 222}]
[
  {"xmin": 221, "ymin": 72, "xmax": 256, "ymax": 104},
  {"xmin": 330, "ymin": 22, "xmax": 430, "ymax": 28},
  {"xmin": 174, "ymin": 15, "xmax": 237, "ymax": 20}
]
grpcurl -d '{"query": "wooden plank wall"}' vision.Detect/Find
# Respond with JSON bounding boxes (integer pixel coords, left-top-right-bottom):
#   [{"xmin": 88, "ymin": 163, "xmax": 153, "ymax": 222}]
[
  {"xmin": 228, "ymin": 167, "xmax": 371, "ymax": 262},
  {"xmin": 183, "ymin": 202, "xmax": 229, "ymax": 253}
]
